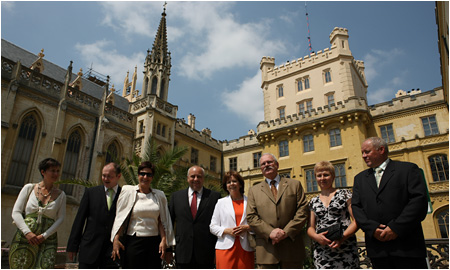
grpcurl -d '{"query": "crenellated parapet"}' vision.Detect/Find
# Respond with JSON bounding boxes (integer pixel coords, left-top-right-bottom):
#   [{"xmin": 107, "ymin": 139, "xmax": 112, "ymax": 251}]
[
  {"xmin": 369, "ymin": 87, "xmax": 445, "ymax": 118},
  {"xmin": 261, "ymin": 27, "xmax": 365, "ymax": 85},
  {"xmin": 175, "ymin": 118, "xmax": 222, "ymax": 150},
  {"xmin": 256, "ymin": 96, "xmax": 369, "ymax": 138},
  {"xmin": 222, "ymin": 133, "xmax": 260, "ymax": 152}
]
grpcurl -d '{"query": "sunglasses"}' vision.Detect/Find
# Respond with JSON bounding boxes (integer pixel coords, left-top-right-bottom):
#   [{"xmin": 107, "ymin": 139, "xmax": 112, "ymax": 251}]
[{"xmin": 138, "ymin": 172, "xmax": 154, "ymax": 177}]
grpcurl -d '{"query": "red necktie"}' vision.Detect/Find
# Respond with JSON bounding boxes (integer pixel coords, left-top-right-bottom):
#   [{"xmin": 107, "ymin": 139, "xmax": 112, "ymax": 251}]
[{"xmin": 191, "ymin": 191, "xmax": 197, "ymax": 218}]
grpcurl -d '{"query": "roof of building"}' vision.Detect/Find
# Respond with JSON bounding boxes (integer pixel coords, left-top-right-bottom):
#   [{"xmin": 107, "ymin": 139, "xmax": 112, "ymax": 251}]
[{"xmin": 1, "ymin": 38, "xmax": 129, "ymax": 111}]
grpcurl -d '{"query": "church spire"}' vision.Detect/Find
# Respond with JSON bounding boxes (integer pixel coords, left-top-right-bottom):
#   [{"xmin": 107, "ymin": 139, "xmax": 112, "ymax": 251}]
[
  {"xmin": 146, "ymin": 2, "xmax": 170, "ymax": 67},
  {"xmin": 142, "ymin": 2, "xmax": 171, "ymax": 101}
]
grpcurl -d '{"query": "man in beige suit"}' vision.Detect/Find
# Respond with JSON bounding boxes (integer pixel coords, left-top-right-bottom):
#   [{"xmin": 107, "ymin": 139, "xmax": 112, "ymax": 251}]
[{"xmin": 247, "ymin": 153, "xmax": 309, "ymax": 269}]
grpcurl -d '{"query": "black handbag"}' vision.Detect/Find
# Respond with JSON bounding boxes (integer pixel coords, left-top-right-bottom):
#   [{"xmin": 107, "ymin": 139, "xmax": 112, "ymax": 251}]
[{"xmin": 317, "ymin": 223, "xmax": 342, "ymax": 241}]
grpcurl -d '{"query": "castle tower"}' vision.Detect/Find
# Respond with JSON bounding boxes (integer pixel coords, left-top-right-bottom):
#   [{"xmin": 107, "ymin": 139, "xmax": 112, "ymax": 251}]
[{"xmin": 142, "ymin": 7, "xmax": 171, "ymax": 102}]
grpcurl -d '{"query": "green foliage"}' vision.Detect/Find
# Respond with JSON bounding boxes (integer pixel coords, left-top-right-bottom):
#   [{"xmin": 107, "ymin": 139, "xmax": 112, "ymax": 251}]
[{"xmin": 119, "ymin": 135, "xmax": 189, "ymax": 198}]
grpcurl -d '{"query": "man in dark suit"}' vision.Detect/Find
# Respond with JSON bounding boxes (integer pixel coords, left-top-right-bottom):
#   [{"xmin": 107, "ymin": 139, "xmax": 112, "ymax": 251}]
[
  {"xmin": 169, "ymin": 165, "xmax": 221, "ymax": 269},
  {"xmin": 67, "ymin": 162, "xmax": 122, "ymax": 268},
  {"xmin": 247, "ymin": 153, "xmax": 309, "ymax": 268},
  {"xmin": 352, "ymin": 137, "xmax": 428, "ymax": 269}
]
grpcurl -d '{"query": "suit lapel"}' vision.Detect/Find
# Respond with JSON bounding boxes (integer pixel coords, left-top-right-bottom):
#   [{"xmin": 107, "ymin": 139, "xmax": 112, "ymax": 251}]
[
  {"xmin": 98, "ymin": 186, "xmax": 108, "ymax": 212},
  {"xmin": 225, "ymin": 196, "xmax": 236, "ymax": 224},
  {"xmin": 365, "ymin": 169, "xmax": 379, "ymax": 194},
  {"xmin": 276, "ymin": 178, "xmax": 289, "ymax": 203},
  {"xmin": 182, "ymin": 188, "xmax": 194, "ymax": 221},
  {"xmin": 378, "ymin": 161, "xmax": 395, "ymax": 193},
  {"xmin": 196, "ymin": 188, "xmax": 211, "ymax": 219},
  {"xmin": 109, "ymin": 186, "xmax": 121, "ymax": 213},
  {"xmin": 260, "ymin": 180, "xmax": 276, "ymax": 203}
]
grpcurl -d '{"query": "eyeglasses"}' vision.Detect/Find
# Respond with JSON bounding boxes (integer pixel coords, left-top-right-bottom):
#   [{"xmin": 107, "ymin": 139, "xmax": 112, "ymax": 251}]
[{"xmin": 138, "ymin": 172, "xmax": 153, "ymax": 177}]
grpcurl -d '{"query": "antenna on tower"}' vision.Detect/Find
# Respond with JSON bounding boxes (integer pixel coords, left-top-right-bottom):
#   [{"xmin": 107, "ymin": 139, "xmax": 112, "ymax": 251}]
[{"xmin": 305, "ymin": 2, "xmax": 314, "ymax": 54}]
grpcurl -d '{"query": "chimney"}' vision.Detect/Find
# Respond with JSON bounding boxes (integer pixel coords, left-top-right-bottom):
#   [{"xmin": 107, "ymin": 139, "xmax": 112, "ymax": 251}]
[{"xmin": 188, "ymin": 113, "xmax": 196, "ymax": 129}]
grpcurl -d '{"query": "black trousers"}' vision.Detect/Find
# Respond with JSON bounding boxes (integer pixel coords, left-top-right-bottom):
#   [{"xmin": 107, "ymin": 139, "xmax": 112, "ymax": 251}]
[
  {"xmin": 78, "ymin": 242, "xmax": 119, "ymax": 269},
  {"xmin": 370, "ymin": 256, "xmax": 428, "ymax": 269},
  {"xmin": 123, "ymin": 234, "xmax": 162, "ymax": 269}
]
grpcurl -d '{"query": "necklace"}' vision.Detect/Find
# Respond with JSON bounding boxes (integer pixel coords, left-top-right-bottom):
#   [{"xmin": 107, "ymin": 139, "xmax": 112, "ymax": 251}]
[{"xmin": 38, "ymin": 184, "xmax": 53, "ymax": 198}]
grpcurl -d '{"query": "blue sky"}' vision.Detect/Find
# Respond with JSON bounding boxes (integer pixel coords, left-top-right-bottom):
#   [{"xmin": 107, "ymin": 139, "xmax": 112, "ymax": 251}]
[{"xmin": 1, "ymin": 1, "xmax": 442, "ymax": 141}]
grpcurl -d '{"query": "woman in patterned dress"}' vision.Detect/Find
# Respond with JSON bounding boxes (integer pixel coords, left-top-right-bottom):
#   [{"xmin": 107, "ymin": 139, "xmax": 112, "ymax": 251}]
[
  {"xmin": 307, "ymin": 161, "xmax": 359, "ymax": 269},
  {"xmin": 9, "ymin": 158, "xmax": 66, "ymax": 269},
  {"xmin": 210, "ymin": 171, "xmax": 255, "ymax": 269}
]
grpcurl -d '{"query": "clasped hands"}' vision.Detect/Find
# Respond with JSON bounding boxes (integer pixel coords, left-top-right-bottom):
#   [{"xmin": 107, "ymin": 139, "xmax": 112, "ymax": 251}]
[
  {"xmin": 269, "ymin": 228, "xmax": 287, "ymax": 245},
  {"xmin": 373, "ymin": 224, "xmax": 398, "ymax": 242},
  {"xmin": 25, "ymin": 232, "xmax": 44, "ymax": 246},
  {"xmin": 223, "ymin": 225, "xmax": 250, "ymax": 238}
]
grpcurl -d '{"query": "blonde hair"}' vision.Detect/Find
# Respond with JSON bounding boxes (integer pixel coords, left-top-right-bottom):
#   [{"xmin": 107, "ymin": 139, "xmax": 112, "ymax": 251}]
[{"xmin": 314, "ymin": 161, "xmax": 335, "ymax": 179}]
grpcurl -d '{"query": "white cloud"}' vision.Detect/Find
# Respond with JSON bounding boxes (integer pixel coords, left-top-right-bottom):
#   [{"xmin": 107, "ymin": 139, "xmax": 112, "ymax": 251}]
[
  {"xmin": 363, "ymin": 48, "xmax": 404, "ymax": 82},
  {"xmin": 222, "ymin": 71, "xmax": 264, "ymax": 125},
  {"xmin": 170, "ymin": 2, "xmax": 286, "ymax": 80},
  {"xmin": 74, "ymin": 40, "xmax": 146, "ymax": 92},
  {"xmin": 99, "ymin": 2, "xmax": 161, "ymax": 38},
  {"xmin": 96, "ymin": 2, "xmax": 286, "ymax": 81}
]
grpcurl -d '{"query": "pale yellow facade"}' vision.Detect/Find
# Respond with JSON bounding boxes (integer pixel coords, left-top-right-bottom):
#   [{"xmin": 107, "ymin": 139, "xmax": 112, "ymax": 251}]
[{"xmin": 1, "ymin": 10, "xmax": 448, "ymax": 254}]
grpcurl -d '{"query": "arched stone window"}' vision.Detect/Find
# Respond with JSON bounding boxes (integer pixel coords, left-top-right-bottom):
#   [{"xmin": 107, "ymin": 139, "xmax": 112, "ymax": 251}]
[
  {"xmin": 429, "ymin": 154, "xmax": 449, "ymax": 182},
  {"xmin": 106, "ymin": 141, "xmax": 119, "ymax": 164},
  {"xmin": 435, "ymin": 207, "xmax": 449, "ymax": 238},
  {"xmin": 7, "ymin": 114, "xmax": 39, "ymax": 186},
  {"xmin": 151, "ymin": 77, "xmax": 158, "ymax": 95},
  {"xmin": 61, "ymin": 130, "xmax": 82, "ymax": 195}
]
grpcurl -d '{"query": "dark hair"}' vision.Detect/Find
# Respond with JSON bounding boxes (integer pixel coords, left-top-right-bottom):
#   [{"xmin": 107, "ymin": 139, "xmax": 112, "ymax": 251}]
[
  {"xmin": 222, "ymin": 171, "xmax": 245, "ymax": 194},
  {"xmin": 138, "ymin": 161, "xmax": 155, "ymax": 174},
  {"xmin": 105, "ymin": 162, "xmax": 121, "ymax": 175},
  {"xmin": 38, "ymin": 158, "xmax": 61, "ymax": 178}
]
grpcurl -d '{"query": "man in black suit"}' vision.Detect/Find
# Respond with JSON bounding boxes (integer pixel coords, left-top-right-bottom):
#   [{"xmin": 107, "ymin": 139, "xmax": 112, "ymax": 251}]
[
  {"xmin": 169, "ymin": 165, "xmax": 221, "ymax": 269},
  {"xmin": 67, "ymin": 162, "xmax": 122, "ymax": 268},
  {"xmin": 352, "ymin": 137, "xmax": 428, "ymax": 269}
]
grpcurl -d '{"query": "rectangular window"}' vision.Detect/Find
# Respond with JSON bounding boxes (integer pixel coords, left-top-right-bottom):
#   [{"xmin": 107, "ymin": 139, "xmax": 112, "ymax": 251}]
[
  {"xmin": 421, "ymin": 115, "xmax": 439, "ymax": 136},
  {"xmin": 210, "ymin": 156, "xmax": 217, "ymax": 173},
  {"xmin": 380, "ymin": 124, "xmax": 395, "ymax": 143},
  {"xmin": 139, "ymin": 121, "xmax": 144, "ymax": 134},
  {"xmin": 253, "ymin": 152, "xmax": 262, "ymax": 168},
  {"xmin": 229, "ymin": 157, "xmax": 237, "ymax": 171},
  {"xmin": 329, "ymin": 128, "xmax": 342, "ymax": 147},
  {"xmin": 278, "ymin": 85, "xmax": 284, "ymax": 97},
  {"xmin": 156, "ymin": 123, "xmax": 161, "ymax": 135},
  {"xmin": 303, "ymin": 134, "xmax": 314, "ymax": 152},
  {"xmin": 279, "ymin": 140, "xmax": 289, "ymax": 157},
  {"xmin": 305, "ymin": 169, "xmax": 317, "ymax": 192},
  {"xmin": 327, "ymin": 94, "xmax": 335, "ymax": 106},
  {"xmin": 306, "ymin": 100, "xmax": 313, "ymax": 111},
  {"xmin": 304, "ymin": 77, "xmax": 310, "ymax": 89},
  {"xmin": 334, "ymin": 163, "xmax": 347, "ymax": 187},
  {"xmin": 190, "ymin": 148, "xmax": 199, "ymax": 164},
  {"xmin": 299, "ymin": 103, "xmax": 305, "ymax": 114},
  {"xmin": 325, "ymin": 70, "xmax": 332, "ymax": 83},
  {"xmin": 279, "ymin": 107, "xmax": 285, "ymax": 119},
  {"xmin": 162, "ymin": 125, "xmax": 166, "ymax": 137},
  {"xmin": 297, "ymin": 80, "xmax": 303, "ymax": 91}
]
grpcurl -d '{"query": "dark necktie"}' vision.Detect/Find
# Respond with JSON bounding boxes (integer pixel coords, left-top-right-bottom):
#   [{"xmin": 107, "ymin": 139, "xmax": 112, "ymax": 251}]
[
  {"xmin": 191, "ymin": 191, "xmax": 197, "ymax": 218},
  {"xmin": 270, "ymin": 180, "xmax": 277, "ymax": 199}
]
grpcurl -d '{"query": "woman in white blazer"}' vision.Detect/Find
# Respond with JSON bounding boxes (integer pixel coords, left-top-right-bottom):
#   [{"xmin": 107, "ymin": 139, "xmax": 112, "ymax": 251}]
[
  {"xmin": 111, "ymin": 161, "xmax": 175, "ymax": 268},
  {"xmin": 210, "ymin": 171, "xmax": 255, "ymax": 269}
]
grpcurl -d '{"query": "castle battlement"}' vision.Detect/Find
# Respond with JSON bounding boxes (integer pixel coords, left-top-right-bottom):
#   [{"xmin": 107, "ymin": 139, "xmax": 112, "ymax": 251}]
[
  {"xmin": 369, "ymin": 87, "xmax": 445, "ymax": 117},
  {"xmin": 175, "ymin": 118, "xmax": 223, "ymax": 150},
  {"xmin": 257, "ymin": 96, "xmax": 368, "ymax": 134},
  {"xmin": 261, "ymin": 27, "xmax": 366, "ymax": 84},
  {"xmin": 222, "ymin": 133, "xmax": 260, "ymax": 151}
]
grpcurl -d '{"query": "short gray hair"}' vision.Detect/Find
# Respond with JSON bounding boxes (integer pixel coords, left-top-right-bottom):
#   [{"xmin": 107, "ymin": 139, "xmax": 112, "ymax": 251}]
[
  {"xmin": 187, "ymin": 166, "xmax": 205, "ymax": 176},
  {"xmin": 366, "ymin": 137, "xmax": 389, "ymax": 154},
  {"xmin": 259, "ymin": 153, "xmax": 278, "ymax": 165}
]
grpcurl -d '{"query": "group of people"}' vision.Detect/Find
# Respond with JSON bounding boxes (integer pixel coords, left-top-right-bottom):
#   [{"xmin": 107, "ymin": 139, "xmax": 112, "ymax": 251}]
[{"xmin": 9, "ymin": 137, "xmax": 429, "ymax": 269}]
